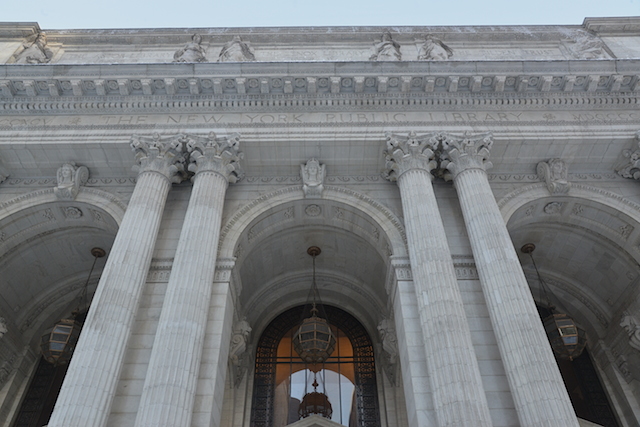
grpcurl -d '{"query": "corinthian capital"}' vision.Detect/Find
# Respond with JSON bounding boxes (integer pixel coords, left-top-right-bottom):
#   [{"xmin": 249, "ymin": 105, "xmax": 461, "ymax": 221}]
[
  {"xmin": 186, "ymin": 132, "xmax": 244, "ymax": 183},
  {"xmin": 130, "ymin": 133, "xmax": 186, "ymax": 183},
  {"xmin": 382, "ymin": 131, "xmax": 439, "ymax": 181},
  {"xmin": 440, "ymin": 132, "xmax": 493, "ymax": 179}
]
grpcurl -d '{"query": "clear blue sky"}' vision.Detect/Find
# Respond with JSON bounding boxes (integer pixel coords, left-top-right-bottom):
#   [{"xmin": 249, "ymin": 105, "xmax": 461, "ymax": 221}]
[{"xmin": 3, "ymin": 0, "xmax": 640, "ymax": 29}]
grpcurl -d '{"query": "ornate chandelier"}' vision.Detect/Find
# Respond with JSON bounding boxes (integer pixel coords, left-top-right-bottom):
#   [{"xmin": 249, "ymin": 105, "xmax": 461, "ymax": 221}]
[
  {"xmin": 293, "ymin": 246, "xmax": 335, "ymax": 419},
  {"xmin": 41, "ymin": 247, "xmax": 106, "ymax": 365},
  {"xmin": 292, "ymin": 246, "xmax": 336, "ymax": 365},
  {"xmin": 521, "ymin": 243, "xmax": 586, "ymax": 360}
]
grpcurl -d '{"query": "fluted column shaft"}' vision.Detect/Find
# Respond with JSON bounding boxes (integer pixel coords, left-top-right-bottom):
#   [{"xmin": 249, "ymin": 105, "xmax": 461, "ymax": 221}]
[
  {"xmin": 135, "ymin": 133, "xmax": 243, "ymax": 427},
  {"xmin": 48, "ymin": 134, "xmax": 185, "ymax": 427},
  {"xmin": 384, "ymin": 132, "xmax": 492, "ymax": 427},
  {"xmin": 442, "ymin": 132, "xmax": 579, "ymax": 427}
]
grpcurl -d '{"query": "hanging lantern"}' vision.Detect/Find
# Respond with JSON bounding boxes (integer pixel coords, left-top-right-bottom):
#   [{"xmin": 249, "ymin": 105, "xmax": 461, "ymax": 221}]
[
  {"xmin": 40, "ymin": 318, "xmax": 82, "ymax": 365},
  {"xmin": 521, "ymin": 243, "xmax": 587, "ymax": 361},
  {"xmin": 292, "ymin": 305, "xmax": 336, "ymax": 364},
  {"xmin": 40, "ymin": 247, "xmax": 106, "ymax": 365},
  {"xmin": 543, "ymin": 313, "xmax": 587, "ymax": 361},
  {"xmin": 299, "ymin": 378, "xmax": 333, "ymax": 419},
  {"xmin": 292, "ymin": 246, "xmax": 336, "ymax": 365}
]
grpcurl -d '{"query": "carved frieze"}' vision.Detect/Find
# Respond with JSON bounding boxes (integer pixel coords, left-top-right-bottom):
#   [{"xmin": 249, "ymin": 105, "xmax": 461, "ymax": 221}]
[
  {"xmin": 173, "ymin": 34, "xmax": 208, "ymax": 63},
  {"xmin": 10, "ymin": 32, "xmax": 53, "ymax": 64},
  {"xmin": 416, "ymin": 34, "xmax": 453, "ymax": 60},
  {"xmin": 218, "ymin": 36, "xmax": 256, "ymax": 62},
  {"xmin": 369, "ymin": 32, "xmax": 401, "ymax": 61}
]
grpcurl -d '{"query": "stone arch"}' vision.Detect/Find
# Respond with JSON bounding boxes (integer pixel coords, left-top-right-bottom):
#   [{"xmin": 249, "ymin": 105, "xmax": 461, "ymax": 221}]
[{"xmin": 220, "ymin": 185, "xmax": 406, "ymax": 338}]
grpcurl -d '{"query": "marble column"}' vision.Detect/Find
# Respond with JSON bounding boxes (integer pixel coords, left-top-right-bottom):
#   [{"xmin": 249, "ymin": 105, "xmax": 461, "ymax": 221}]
[
  {"xmin": 135, "ymin": 133, "xmax": 243, "ymax": 427},
  {"xmin": 441, "ymin": 132, "xmax": 579, "ymax": 427},
  {"xmin": 383, "ymin": 132, "xmax": 492, "ymax": 427},
  {"xmin": 48, "ymin": 134, "xmax": 185, "ymax": 427}
]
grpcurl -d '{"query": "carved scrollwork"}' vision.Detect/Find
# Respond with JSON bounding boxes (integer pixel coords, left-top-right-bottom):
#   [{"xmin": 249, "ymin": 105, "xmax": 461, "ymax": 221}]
[
  {"xmin": 229, "ymin": 317, "xmax": 252, "ymax": 387},
  {"xmin": 378, "ymin": 317, "xmax": 398, "ymax": 385},
  {"xmin": 537, "ymin": 158, "xmax": 571, "ymax": 194},
  {"xmin": 620, "ymin": 311, "xmax": 640, "ymax": 352},
  {"xmin": 616, "ymin": 131, "xmax": 640, "ymax": 180}
]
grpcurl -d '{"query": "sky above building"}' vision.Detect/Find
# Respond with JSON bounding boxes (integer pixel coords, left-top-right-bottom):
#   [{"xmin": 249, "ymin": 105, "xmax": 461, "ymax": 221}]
[{"xmin": 3, "ymin": 0, "xmax": 640, "ymax": 30}]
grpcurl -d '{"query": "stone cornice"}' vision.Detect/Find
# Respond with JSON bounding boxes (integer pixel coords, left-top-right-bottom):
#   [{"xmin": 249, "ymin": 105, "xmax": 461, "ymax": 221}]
[{"xmin": 0, "ymin": 61, "xmax": 639, "ymax": 113}]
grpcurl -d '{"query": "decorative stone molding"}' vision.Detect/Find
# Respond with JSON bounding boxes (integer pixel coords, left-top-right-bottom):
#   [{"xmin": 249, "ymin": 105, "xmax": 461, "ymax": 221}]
[
  {"xmin": 537, "ymin": 158, "xmax": 571, "ymax": 194},
  {"xmin": 369, "ymin": 32, "xmax": 401, "ymax": 61},
  {"xmin": 54, "ymin": 163, "xmax": 89, "ymax": 200},
  {"xmin": 620, "ymin": 310, "xmax": 640, "ymax": 352},
  {"xmin": 301, "ymin": 158, "xmax": 325, "ymax": 198},
  {"xmin": 229, "ymin": 317, "xmax": 252, "ymax": 387},
  {"xmin": 377, "ymin": 317, "xmax": 398, "ymax": 385},
  {"xmin": 186, "ymin": 132, "xmax": 244, "ymax": 183},
  {"xmin": 383, "ymin": 131, "xmax": 438, "ymax": 180},
  {"xmin": 440, "ymin": 132, "xmax": 494, "ymax": 180},
  {"xmin": 10, "ymin": 32, "xmax": 53, "ymax": 64},
  {"xmin": 0, "ymin": 317, "xmax": 6, "ymax": 338},
  {"xmin": 616, "ymin": 131, "xmax": 640, "ymax": 180},
  {"xmin": 218, "ymin": 36, "xmax": 256, "ymax": 62},
  {"xmin": 173, "ymin": 34, "xmax": 207, "ymax": 63},
  {"xmin": 416, "ymin": 34, "xmax": 453, "ymax": 60},
  {"xmin": 130, "ymin": 133, "xmax": 186, "ymax": 183}
]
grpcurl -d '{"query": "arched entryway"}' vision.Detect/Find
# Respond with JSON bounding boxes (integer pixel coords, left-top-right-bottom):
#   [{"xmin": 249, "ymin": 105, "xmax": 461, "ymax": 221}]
[{"xmin": 251, "ymin": 305, "xmax": 380, "ymax": 427}]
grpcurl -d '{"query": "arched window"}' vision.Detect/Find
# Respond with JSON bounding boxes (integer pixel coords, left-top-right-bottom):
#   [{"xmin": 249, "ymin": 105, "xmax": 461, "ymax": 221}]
[{"xmin": 251, "ymin": 305, "xmax": 380, "ymax": 427}]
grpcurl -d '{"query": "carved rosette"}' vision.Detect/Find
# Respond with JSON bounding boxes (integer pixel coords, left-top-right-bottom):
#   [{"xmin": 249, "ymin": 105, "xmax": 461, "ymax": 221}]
[
  {"xmin": 186, "ymin": 132, "xmax": 244, "ymax": 183},
  {"xmin": 440, "ymin": 132, "xmax": 494, "ymax": 179},
  {"xmin": 382, "ymin": 131, "xmax": 439, "ymax": 181},
  {"xmin": 130, "ymin": 133, "xmax": 186, "ymax": 183},
  {"xmin": 616, "ymin": 131, "xmax": 640, "ymax": 180}
]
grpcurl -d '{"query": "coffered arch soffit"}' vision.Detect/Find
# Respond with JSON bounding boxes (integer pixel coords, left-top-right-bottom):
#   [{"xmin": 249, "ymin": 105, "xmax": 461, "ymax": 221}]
[
  {"xmin": 503, "ymin": 184, "xmax": 640, "ymax": 336},
  {"xmin": 222, "ymin": 186, "xmax": 405, "ymax": 334},
  {"xmin": 0, "ymin": 189, "xmax": 123, "ymax": 345}
]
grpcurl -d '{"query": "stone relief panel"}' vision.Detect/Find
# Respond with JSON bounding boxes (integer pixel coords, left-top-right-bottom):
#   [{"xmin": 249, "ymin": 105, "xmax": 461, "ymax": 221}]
[
  {"xmin": 537, "ymin": 158, "xmax": 570, "ymax": 194},
  {"xmin": 369, "ymin": 32, "xmax": 401, "ymax": 61},
  {"xmin": 173, "ymin": 33, "xmax": 208, "ymax": 63},
  {"xmin": 563, "ymin": 30, "xmax": 612, "ymax": 59},
  {"xmin": 416, "ymin": 34, "xmax": 453, "ymax": 60},
  {"xmin": 377, "ymin": 317, "xmax": 398, "ymax": 385},
  {"xmin": 54, "ymin": 163, "xmax": 89, "ymax": 200},
  {"xmin": 9, "ymin": 32, "xmax": 53, "ymax": 64},
  {"xmin": 217, "ymin": 36, "xmax": 256, "ymax": 62},
  {"xmin": 301, "ymin": 158, "xmax": 325, "ymax": 198},
  {"xmin": 229, "ymin": 317, "xmax": 252, "ymax": 386}
]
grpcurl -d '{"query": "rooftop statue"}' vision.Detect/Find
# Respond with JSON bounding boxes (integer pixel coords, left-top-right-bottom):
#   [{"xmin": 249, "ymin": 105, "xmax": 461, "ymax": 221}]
[
  {"xmin": 416, "ymin": 34, "xmax": 453, "ymax": 60},
  {"xmin": 11, "ymin": 32, "xmax": 53, "ymax": 64},
  {"xmin": 218, "ymin": 36, "xmax": 256, "ymax": 62},
  {"xmin": 369, "ymin": 32, "xmax": 401, "ymax": 61},
  {"xmin": 173, "ymin": 34, "xmax": 207, "ymax": 63}
]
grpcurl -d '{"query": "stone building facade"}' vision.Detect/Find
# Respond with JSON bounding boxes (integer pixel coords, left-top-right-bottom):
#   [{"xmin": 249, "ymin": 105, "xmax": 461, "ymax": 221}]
[{"xmin": 0, "ymin": 17, "xmax": 640, "ymax": 427}]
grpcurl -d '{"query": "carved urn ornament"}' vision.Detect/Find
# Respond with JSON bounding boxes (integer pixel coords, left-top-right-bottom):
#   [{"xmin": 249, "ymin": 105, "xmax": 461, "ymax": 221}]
[
  {"xmin": 40, "ymin": 248, "xmax": 106, "ymax": 365},
  {"xmin": 521, "ymin": 244, "xmax": 586, "ymax": 361},
  {"xmin": 293, "ymin": 246, "xmax": 335, "ymax": 419}
]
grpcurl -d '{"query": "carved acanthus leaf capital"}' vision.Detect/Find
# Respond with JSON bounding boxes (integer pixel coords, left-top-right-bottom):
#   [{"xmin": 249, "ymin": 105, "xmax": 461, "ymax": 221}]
[
  {"xmin": 186, "ymin": 132, "xmax": 244, "ymax": 183},
  {"xmin": 382, "ymin": 131, "xmax": 439, "ymax": 181},
  {"xmin": 130, "ymin": 133, "xmax": 186, "ymax": 183},
  {"xmin": 440, "ymin": 132, "xmax": 493, "ymax": 179},
  {"xmin": 54, "ymin": 162, "xmax": 89, "ymax": 200},
  {"xmin": 616, "ymin": 131, "xmax": 640, "ymax": 180},
  {"xmin": 537, "ymin": 158, "xmax": 570, "ymax": 194}
]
